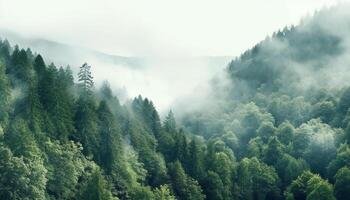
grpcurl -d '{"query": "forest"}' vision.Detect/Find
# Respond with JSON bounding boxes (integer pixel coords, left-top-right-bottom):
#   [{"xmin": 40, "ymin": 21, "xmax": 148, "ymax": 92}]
[{"xmin": 1, "ymin": 5, "xmax": 350, "ymax": 200}]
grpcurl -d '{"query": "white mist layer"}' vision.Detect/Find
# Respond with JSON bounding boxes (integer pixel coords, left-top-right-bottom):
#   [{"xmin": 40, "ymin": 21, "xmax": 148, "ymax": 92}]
[{"xmin": 0, "ymin": 31, "xmax": 231, "ymax": 112}]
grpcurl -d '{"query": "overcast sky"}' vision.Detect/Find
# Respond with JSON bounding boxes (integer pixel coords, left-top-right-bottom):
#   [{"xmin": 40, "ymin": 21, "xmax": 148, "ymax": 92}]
[{"xmin": 0, "ymin": 0, "xmax": 348, "ymax": 57}]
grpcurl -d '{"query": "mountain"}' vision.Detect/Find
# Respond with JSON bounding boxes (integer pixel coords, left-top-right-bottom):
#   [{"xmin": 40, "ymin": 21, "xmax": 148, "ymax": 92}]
[
  {"xmin": 180, "ymin": 5, "xmax": 350, "ymax": 199},
  {"xmin": 0, "ymin": 29, "xmax": 232, "ymax": 110},
  {"xmin": 182, "ymin": 4, "xmax": 350, "ymax": 134},
  {"xmin": 1, "ymin": 4, "xmax": 350, "ymax": 200},
  {"xmin": 0, "ymin": 29, "xmax": 142, "ymax": 68}
]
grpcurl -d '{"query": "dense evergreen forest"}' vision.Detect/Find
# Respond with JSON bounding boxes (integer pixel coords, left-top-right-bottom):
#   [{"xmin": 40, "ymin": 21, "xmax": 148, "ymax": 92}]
[{"xmin": 2, "ymin": 6, "xmax": 350, "ymax": 200}]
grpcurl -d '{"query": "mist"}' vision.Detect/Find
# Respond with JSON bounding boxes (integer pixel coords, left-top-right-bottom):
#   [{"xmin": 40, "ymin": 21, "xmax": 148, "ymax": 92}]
[
  {"xmin": 225, "ymin": 3, "xmax": 350, "ymax": 97},
  {"xmin": 2, "ymin": 1, "xmax": 350, "ymax": 200},
  {"xmin": 0, "ymin": 30, "xmax": 231, "ymax": 113},
  {"xmin": 1, "ymin": 0, "xmax": 348, "ymax": 117},
  {"xmin": 90, "ymin": 56, "xmax": 232, "ymax": 112}
]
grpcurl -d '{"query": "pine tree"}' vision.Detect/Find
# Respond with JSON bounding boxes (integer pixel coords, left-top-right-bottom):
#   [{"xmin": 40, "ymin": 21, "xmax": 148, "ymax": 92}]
[
  {"xmin": 0, "ymin": 145, "xmax": 47, "ymax": 200},
  {"xmin": 10, "ymin": 47, "xmax": 32, "ymax": 83},
  {"xmin": 15, "ymin": 77, "xmax": 47, "ymax": 133},
  {"xmin": 97, "ymin": 100, "xmax": 126, "ymax": 178},
  {"xmin": 0, "ymin": 39, "xmax": 11, "ymax": 61},
  {"xmin": 169, "ymin": 161, "xmax": 205, "ymax": 200},
  {"xmin": 164, "ymin": 110, "xmax": 176, "ymax": 133},
  {"xmin": 53, "ymin": 66, "xmax": 75, "ymax": 140},
  {"xmin": 78, "ymin": 62, "xmax": 94, "ymax": 95},
  {"xmin": 153, "ymin": 185, "xmax": 177, "ymax": 200},
  {"xmin": 334, "ymin": 167, "xmax": 350, "ymax": 200},
  {"xmin": 204, "ymin": 171, "xmax": 224, "ymax": 200},
  {"xmin": 79, "ymin": 169, "xmax": 116, "ymax": 200},
  {"xmin": 75, "ymin": 62, "xmax": 99, "ymax": 157},
  {"xmin": 264, "ymin": 136, "xmax": 284, "ymax": 166},
  {"xmin": 0, "ymin": 61, "xmax": 10, "ymax": 127},
  {"xmin": 188, "ymin": 139, "xmax": 204, "ymax": 180},
  {"xmin": 74, "ymin": 95, "xmax": 99, "ymax": 158},
  {"xmin": 33, "ymin": 55, "xmax": 46, "ymax": 76}
]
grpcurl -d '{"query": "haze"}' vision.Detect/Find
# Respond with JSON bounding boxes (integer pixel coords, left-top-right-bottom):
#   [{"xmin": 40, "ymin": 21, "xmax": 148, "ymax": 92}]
[
  {"xmin": 1, "ymin": 0, "xmax": 347, "ymax": 57},
  {"xmin": 0, "ymin": 0, "xmax": 349, "ymax": 112}
]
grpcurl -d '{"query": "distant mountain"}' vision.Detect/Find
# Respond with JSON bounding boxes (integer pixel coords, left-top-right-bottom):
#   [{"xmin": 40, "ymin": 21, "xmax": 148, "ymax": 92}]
[
  {"xmin": 0, "ymin": 29, "xmax": 232, "ymax": 110},
  {"xmin": 0, "ymin": 29, "xmax": 143, "ymax": 68},
  {"xmin": 226, "ymin": 5, "xmax": 350, "ymax": 99},
  {"xmin": 181, "ymin": 4, "xmax": 350, "ymax": 137},
  {"xmin": 0, "ymin": 29, "xmax": 231, "ymax": 71}
]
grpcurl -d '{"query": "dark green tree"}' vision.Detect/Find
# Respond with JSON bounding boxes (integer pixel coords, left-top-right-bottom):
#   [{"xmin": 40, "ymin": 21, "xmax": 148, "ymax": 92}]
[
  {"xmin": 264, "ymin": 136, "xmax": 284, "ymax": 166},
  {"xmin": 235, "ymin": 157, "xmax": 280, "ymax": 200},
  {"xmin": 164, "ymin": 110, "xmax": 176, "ymax": 133},
  {"xmin": 169, "ymin": 161, "xmax": 205, "ymax": 200},
  {"xmin": 79, "ymin": 169, "xmax": 116, "ymax": 200},
  {"xmin": 334, "ymin": 167, "xmax": 350, "ymax": 200},
  {"xmin": 0, "ymin": 61, "xmax": 10, "ymax": 127},
  {"xmin": 276, "ymin": 121, "xmax": 295, "ymax": 145},
  {"xmin": 74, "ymin": 95, "xmax": 99, "ymax": 158},
  {"xmin": 78, "ymin": 62, "xmax": 94, "ymax": 95},
  {"xmin": 203, "ymin": 171, "xmax": 225, "ymax": 200},
  {"xmin": 188, "ymin": 138, "xmax": 204, "ymax": 180}
]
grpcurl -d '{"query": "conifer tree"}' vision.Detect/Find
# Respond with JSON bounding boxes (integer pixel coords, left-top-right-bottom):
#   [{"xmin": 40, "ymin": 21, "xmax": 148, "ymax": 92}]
[
  {"xmin": 164, "ymin": 110, "xmax": 176, "ymax": 133},
  {"xmin": 334, "ymin": 167, "xmax": 350, "ymax": 200},
  {"xmin": 97, "ymin": 100, "xmax": 128, "ymax": 183},
  {"xmin": 75, "ymin": 63, "xmax": 98, "ymax": 157},
  {"xmin": 0, "ymin": 61, "xmax": 10, "ymax": 127},
  {"xmin": 79, "ymin": 169, "xmax": 116, "ymax": 200},
  {"xmin": 78, "ymin": 62, "xmax": 94, "ymax": 95}
]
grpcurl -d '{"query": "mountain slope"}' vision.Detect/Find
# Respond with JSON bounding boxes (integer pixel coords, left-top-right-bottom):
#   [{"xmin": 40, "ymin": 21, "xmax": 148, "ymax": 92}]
[
  {"xmin": 0, "ymin": 29, "xmax": 231, "ymax": 111},
  {"xmin": 227, "ymin": 5, "xmax": 350, "ymax": 98},
  {"xmin": 1, "ymin": 4, "xmax": 350, "ymax": 200}
]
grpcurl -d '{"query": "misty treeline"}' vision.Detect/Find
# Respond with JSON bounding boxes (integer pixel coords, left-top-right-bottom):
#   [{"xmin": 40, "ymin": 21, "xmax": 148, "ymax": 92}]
[
  {"xmin": 180, "ymin": 6, "xmax": 350, "ymax": 200},
  {"xmin": 1, "ymin": 6, "xmax": 350, "ymax": 200}
]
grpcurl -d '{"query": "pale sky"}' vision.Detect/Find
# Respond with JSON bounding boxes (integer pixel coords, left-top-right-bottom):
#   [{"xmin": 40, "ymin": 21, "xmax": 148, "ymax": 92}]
[{"xmin": 0, "ymin": 0, "xmax": 348, "ymax": 57}]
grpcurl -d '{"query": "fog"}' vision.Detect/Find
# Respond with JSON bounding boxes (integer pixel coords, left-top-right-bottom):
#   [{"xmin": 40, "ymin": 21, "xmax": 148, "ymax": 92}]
[
  {"xmin": 90, "ymin": 56, "xmax": 232, "ymax": 112},
  {"xmin": 0, "ymin": 0, "xmax": 343, "ymax": 57},
  {"xmin": 0, "ymin": 31, "xmax": 231, "ymax": 112},
  {"xmin": 269, "ymin": 4, "xmax": 350, "ymax": 91},
  {"xmin": 1, "ymin": 0, "xmax": 349, "ymax": 114}
]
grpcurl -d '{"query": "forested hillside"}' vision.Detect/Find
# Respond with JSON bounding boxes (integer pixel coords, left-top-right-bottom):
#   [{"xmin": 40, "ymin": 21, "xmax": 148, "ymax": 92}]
[
  {"xmin": 0, "ymin": 40, "xmax": 191, "ymax": 200},
  {"xmin": 180, "ymin": 5, "xmax": 350, "ymax": 200},
  {"xmin": 2, "ymin": 5, "xmax": 350, "ymax": 200}
]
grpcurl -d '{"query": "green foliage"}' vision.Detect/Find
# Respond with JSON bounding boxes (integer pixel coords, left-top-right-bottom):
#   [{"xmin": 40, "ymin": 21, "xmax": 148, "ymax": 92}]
[
  {"xmin": 275, "ymin": 154, "xmax": 309, "ymax": 186},
  {"xmin": 78, "ymin": 62, "xmax": 94, "ymax": 95},
  {"xmin": 78, "ymin": 169, "xmax": 117, "ymax": 200},
  {"xmin": 334, "ymin": 167, "xmax": 350, "ymax": 200},
  {"xmin": 306, "ymin": 176, "xmax": 335, "ymax": 200},
  {"xmin": 187, "ymin": 138, "xmax": 205, "ymax": 180},
  {"xmin": 4, "ymin": 117, "xmax": 41, "ymax": 157},
  {"xmin": 286, "ymin": 171, "xmax": 314, "ymax": 200},
  {"xmin": 257, "ymin": 121, "xmax": 276, "ymax": 143},
  {"xmin": 203, "ymin": 171, "xmax": 224, "ymax": 200},
  {"xmin": 169, "ymin": 161, "xmax": 205, "ymax": 200},
  {"xmin": 247, "ymin": 136, "xmax": 265, "ymax": 158},
  {"xmin": 164, "ymin": 110, "xmax": 176, "ymax": 133},
  {"xmin": 327, "ymin": 144, "xmax": 350, "ymax": 179},
  {"xmin": 43, "ymin": 140, "xmax": 87, "ymax": 199},
  {"xmin": 2, "ymin": 11, "xmax": 350, "ymax": 199},
  {"xmin": 297, "ymin": 119, "xmax": 337, "ymax": 174},
  {"xmin": 235, "ymin": 157, "xmax": 280, "ymax": 200},
  {"xmin": 0, "ymin": 60, "xmax": 10, "ymax": 127},
  {"xmin": 286, "ymin": 171, "xmax": 336, "ymax": 200},
  {"xmin": 0, "ymin": 144, "xmax": 47, "ymax": 200},
  {"xmin": 74, "ymin": 95, "xmax": 99, "ymax": 158},
  {"xmin": 129, "ymin": 185, "xmax": 154, "ymax": 200},
  {"xmin": 153, "ymin": 185, "xmax": 177, "ymax": 200},
  {"xmin": 264, "ymin": 136, "xmax": 284, "ymax": 166},
  {"xmin": 10, "ymin": 47, "xmax": 32, "ymax": 83},
  {"xmin": 276, "ymin": 121, "xmax": 295, "ymax": 145}
]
